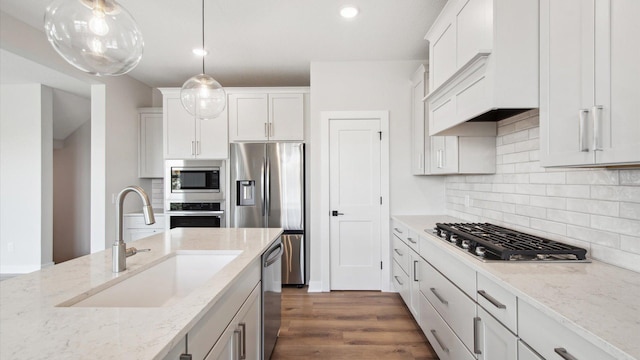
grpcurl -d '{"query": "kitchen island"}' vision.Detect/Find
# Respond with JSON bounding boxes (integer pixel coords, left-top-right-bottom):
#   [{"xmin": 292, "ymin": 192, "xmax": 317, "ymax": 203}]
[
  {"xmin": 392, "ymin": 215, "xmax": 640, "ymax": 360},
  {"xmin": 0, "ymin": 227, "xmax": 282, "ymax": 360}
]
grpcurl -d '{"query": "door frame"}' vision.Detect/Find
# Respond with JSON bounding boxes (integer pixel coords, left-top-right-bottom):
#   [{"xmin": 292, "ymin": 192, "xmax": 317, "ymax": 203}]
[{"xmin": 319, "ymin": 111, "xmax": 390, "ymax": 292}]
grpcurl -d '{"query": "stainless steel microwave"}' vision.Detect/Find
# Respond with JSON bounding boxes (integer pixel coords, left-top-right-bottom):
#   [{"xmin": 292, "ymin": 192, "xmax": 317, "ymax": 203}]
[{"xmin": 170, "ymin": 166, "xmax": 220, "ymax": 193}]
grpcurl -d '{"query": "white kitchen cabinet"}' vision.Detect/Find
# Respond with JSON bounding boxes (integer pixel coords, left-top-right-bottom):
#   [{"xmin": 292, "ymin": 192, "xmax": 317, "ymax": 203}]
[
  {"xmin": 138, "ymin": 108, "xmax": 164, "ymax": 178},
  {"xmin": 392, "ymin": 260, "xmax": 410, "ymax": 304},
  {"xmin": 123, "ymin": 214, "xmax": 165, "ymax": 242},
  {"xmin": 161, "ymin": 88, "xmax": 228, "ymax": 159},
  {"xmin": 424, "ymin": 0, "xmax": 538, "ymax": 135},
  {"xmin": 411, "ymin": 65, "xmax": 497, "ymax": 175},
  {"xmin": 420, "ymin": 293, "xmax": 476, "ymax": 360},
  {"xmin": 518, "ymin": 340, "xmax": 544, "ymax": 360},
  {"xmin": 228, "ymin": 89, "xmax": 306, "ymax": 142},
  {"xmin": 476, "ymin": 306, "xmax": 518, "ymax": 360},
  {"xmin": 519, "ymin": 300, "xmax": 617, "ymax": 360},
  {"xmin": 205, "ymin": 283, "xmax": 261, "ymax": 360},
  {"xmin": 477, "ymin": 273, "xmax": 517, "ymax": 334},
  {"xmin": 407, "ymin": 250, "xmax": 421, "ymax": 320},
  {"xmin": 540, "ymin": 0, "xmax": 640, "ymax": 167}
]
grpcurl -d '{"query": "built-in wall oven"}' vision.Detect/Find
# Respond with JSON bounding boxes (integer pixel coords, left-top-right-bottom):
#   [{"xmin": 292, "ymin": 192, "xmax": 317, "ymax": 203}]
[{"xmin": 165, "ymin": 160, "xmax": 225, "ymax": 229}]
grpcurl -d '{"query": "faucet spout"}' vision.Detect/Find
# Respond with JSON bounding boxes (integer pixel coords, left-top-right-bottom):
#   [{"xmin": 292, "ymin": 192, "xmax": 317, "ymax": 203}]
[{"xmin": 113, "ymin": 185, "xmax": 155, "ymax": 273}]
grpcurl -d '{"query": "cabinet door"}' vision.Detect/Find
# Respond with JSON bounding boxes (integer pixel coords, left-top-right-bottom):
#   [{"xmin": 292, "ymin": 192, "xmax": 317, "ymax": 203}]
[
  {"xmin": 139, "ymin": 111, "xmax": 164, "ymax": 177},
  {"xmin": 476, "ymin": 307, "xmax": 517, "ymax": 360},
  {"xmin": 197, "ymin": 105, "xmax": 228, "ymax": 159},
  {"xmin": 540, "ymin": 0, "xmax": 596, "ymax": 166},
  {"xmin": 165, "ymin": 97, "xmax": 197, "ymax": 159},
  {"xmin": 228, "ymin": 93, "xmax": 269, "ymax": 141},
  {"xmin": 268, "ymin": 93, "xmax": 304, "ymax": 141},
  {"xmin": 430, "ymin": 21, "xmax": 457, "ymax": 90},
  {"xmin": 407, "ymin": 251, "xmax": 421, "ymax": 320},
  {"xmin": 595, "ymin": 0, "xmax": 640, "ymax": 164},
  {"xmin": 430, "ymin": 136, "xmax": 459, "ymax": 174},
  {"xmin": 411, "ymin": 66, "xmax": 427, "ymax": 175},
  {"xmin": 456, "ymin": 0, "xmax": 493, "ymax": 68}
]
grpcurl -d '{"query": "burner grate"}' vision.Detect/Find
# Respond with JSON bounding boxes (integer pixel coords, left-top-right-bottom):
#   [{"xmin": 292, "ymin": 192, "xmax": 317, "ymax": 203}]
[{"xmin": 434, "ymin": 223, "xmax": 587, "ymax": 261}]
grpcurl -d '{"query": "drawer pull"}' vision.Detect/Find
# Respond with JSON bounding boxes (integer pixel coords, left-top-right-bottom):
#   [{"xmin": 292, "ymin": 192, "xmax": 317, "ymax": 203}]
[
  {"xmin": 473, "ymin": 317, "xmax": 482, "ymax": 355},
  {"xmin": 413, "ymin": 260, "xmax": 419, "ymax": 282},
  {"xmin": 394, "ymin": 276, "xmax": 404, "ymax": 286},
  {"xmin": 478, "ymin": 290, "xmax": 506, "ymax": 309},
  {"xmin": 554, "ymin": 348, "xmax": 578, "ymax": 360},
  {"xmin": 430, "ymin": 330, "xmax": 449, "ymax": 353},
  {"xmin": 394, "ymin": 227, "xmax": 404, "ymax": 234},
  {"xmin": 407, "ymin": 237, "xmax": 417, "ymax": 244},
  {"xmin": 430, "ymin": 288, "xmax": 448, "ymax": 305},
  {"xmin": 393, "ymin": 249, "xmax": 403, "ymax": 256}
]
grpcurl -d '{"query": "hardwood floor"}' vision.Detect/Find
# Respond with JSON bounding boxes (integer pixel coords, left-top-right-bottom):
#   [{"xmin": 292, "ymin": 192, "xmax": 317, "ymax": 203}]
[{"xmin": 271, "ymin": 287, "xmax": 439, "ymax": 360}]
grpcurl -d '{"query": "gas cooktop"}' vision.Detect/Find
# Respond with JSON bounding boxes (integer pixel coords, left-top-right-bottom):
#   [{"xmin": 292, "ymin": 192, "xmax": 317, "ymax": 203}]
[{"xmin": 430, "ymin": 223, "xmax": 589, "ymax": 262}]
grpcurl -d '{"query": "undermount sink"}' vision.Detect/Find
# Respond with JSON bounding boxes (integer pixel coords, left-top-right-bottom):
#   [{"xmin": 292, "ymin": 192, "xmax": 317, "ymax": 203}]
[{"xmin": 61, "ymin": 250, "xmax": 241, "ymax": 308}]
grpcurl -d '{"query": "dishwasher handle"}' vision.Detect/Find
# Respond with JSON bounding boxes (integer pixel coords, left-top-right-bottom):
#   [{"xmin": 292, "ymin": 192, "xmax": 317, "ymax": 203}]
[{"xmin": 264, "ymin": 243, "xmax": 283, "ymax": 267}]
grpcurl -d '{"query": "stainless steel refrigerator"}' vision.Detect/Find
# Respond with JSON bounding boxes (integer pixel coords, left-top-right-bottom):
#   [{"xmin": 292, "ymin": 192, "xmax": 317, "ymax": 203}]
[{"xmin": 230, "ymin": 143, "xmax": 305, "ymax": 286}]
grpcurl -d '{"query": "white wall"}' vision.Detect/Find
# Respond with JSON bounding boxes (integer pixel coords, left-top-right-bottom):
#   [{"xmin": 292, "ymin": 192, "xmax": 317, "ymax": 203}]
[
  {"xmin": 0, "ymin": 12, "xmax": 154, "ymax": 255},
  {"xmin": 0, "ymin": 84, "xmax": 53, "ymax": 273},
  {"xmin": 53, "ymin": 120, "xmax": 91, "ymax": 263},
  {"xmin": 446, "ymin": 110, "xmax": 640, "ymax": 273},
  {"xmin": 309, "ymin": 61, "xmax": 446, "ymax": 290}
]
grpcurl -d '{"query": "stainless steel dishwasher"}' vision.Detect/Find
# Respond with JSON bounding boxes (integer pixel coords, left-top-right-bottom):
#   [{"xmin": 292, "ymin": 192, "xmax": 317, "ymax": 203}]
[{"xmin": 262, "ymin": 238, "xmax": 282, "ymax": 360}]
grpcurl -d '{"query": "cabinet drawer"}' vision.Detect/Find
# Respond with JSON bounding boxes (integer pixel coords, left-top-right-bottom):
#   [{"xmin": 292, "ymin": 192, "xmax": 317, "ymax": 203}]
[
  {"xmin": 392, "ymin": 260, "xmax": 410, "ymax": 305},
  {"xmin": 405, "ymin": 229, "xmax": 419, "ymax": 252},
  {"xmin": 419, "ymin": 259, "xmax": 476, "ymax": 352},
  {"xmin": 419, "ymin": 235, "xmax": 476, "ymax": 297},
  {"xmin": 477, "ymin": 273, "xmax": 517, "ymax": 334},
  {"xmin": 124, "ymin": 214, "xmax": 165, "ymax": 228},
  {"xmin": 518, "ymin": 300, "xmax": 616, "ymax": 360},
  {"xmin": 391, "ymin": 220, "xmax": 408, "ymax": 242},
  {"xmin": 392, "ymin": 234, "xmax": 410, "ymax": 275},
  {"xmin": 420, "ymin": 294, "xmax": 475, "ymax": 360}
]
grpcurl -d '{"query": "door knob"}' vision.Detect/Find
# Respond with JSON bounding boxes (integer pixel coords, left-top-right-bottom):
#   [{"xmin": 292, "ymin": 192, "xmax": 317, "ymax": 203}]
[{"xmin": 331, "ymin": 210, "xmax": 344, "ymax": 216}]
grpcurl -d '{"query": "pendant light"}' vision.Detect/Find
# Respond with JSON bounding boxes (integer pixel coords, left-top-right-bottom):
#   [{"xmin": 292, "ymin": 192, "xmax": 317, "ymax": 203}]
[
  {"xmin": 44, "ymin": 0, "xmax": 144, "ymax": 76},
  {"xmin": 180, "ymin": 0, "xmax": 226, "ymax": 120}
]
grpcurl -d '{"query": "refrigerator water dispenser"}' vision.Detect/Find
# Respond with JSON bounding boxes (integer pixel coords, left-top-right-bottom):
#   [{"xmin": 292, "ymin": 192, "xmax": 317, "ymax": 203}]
[{"xmin": 237, "ymin": 180, "xmax": 255, "ymax": 206}]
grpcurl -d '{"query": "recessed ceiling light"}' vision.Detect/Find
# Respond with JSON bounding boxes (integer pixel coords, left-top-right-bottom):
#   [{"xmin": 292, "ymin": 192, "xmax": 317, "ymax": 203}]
[
  {"xmin": 340, "ymin": 6, "xmax": 359, "ymax": 19},
  {"xmin": 192, "ymin": 48, "xmax": 208, "ymax": 56}
]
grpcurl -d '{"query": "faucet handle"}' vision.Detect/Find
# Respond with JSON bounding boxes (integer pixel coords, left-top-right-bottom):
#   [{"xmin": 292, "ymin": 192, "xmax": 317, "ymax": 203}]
[{"xmin": 125, "ymin": 247, "xmax": 151, "ymax": 257}]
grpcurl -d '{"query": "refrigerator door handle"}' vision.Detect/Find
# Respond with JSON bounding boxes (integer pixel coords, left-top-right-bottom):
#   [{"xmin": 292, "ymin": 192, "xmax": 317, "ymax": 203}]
[{"xmin": 265, "ymin": 154, "xmax": 271, "ymax": 218}]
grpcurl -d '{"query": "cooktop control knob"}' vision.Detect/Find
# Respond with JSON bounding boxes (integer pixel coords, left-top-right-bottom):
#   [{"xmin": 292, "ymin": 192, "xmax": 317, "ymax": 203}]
[{"xmin": 475, "ymin": 246, "xmax": 486, "ymax": 257}]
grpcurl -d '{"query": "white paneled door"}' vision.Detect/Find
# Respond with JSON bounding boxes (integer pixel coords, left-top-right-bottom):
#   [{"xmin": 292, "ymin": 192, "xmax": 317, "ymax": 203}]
[{"xmin": 329, "ymin": 118, "xmax": 382, "ymax": 290}]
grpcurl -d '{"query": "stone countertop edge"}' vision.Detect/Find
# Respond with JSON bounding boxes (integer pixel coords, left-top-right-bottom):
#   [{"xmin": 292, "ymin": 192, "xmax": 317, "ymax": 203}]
[
  {"xmin": 391, "ymin": 214, "xmax": 640, "ymax": 360},
  {"xmin": 0, "ymin": 227, "xmax": 283, "ymax": 360}
]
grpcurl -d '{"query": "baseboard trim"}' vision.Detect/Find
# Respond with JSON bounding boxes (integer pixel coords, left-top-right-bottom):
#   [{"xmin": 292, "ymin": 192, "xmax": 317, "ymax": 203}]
[{"xmin": 307, "ymin": 280, "xmax": 324, "ymax": 292}]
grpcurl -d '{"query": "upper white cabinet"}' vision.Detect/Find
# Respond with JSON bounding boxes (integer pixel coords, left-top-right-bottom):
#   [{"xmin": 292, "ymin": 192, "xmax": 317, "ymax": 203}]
[
  {"xmin": 540, "ymin": 0, "xmax": 640, "ymax": 167},
  {"xmin": 161, "ymin": 88, "xmax": 228, "ymax": 160},
  {"xmin": 412, "ymin": 65, "xmax": 497, "ymax": 175},
  {"xmin": 424, "ymin": 0, "xmax": 538, "ymax": 135},
  {"xmin": 138, "ymin": 108, "xmax": 163, "ymax": 178},
  {"xmin": 228, "ymin": 88, "xmax": 307, "ymax": 142}
]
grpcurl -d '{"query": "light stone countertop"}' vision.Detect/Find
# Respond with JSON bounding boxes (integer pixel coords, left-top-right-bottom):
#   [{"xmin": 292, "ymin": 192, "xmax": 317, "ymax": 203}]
[
  {"xmin": 392, "ymin": 215, "xmax": 640, "ymax": 360},
  {"xmin": 0, "ymin": 227, "xmax": 283, "ymax": 360}
]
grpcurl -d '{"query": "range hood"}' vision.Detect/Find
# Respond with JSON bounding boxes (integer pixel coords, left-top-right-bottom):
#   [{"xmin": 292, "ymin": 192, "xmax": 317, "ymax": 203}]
[{"xmin": 423, "ymin": 0, "xmax": 539, "ymax": 136}]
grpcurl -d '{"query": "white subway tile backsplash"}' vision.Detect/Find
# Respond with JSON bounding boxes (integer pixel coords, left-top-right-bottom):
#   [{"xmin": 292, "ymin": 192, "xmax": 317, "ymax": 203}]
[{"xmin": 443, "ymin": 112, "xmax": 640, "ymax": 272}]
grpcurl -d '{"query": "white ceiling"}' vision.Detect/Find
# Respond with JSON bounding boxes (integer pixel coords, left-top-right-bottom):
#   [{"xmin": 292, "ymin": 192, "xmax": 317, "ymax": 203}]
[{"xmin": 0, "ymin": 0, "xmax": 447, "ymax": 88}]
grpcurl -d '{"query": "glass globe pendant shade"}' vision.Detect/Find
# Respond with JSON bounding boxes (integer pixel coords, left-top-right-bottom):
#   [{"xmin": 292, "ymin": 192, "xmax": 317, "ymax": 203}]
[
  {"xmin": 44, "ymin": 0, "xmax": 144, "ymax": 76},
  {"xmin": 180, "ymin": 74, "xmax": 227, "ymax": 119}
]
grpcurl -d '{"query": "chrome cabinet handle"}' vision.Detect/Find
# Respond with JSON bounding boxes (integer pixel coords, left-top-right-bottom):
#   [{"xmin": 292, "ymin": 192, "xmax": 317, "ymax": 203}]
[
  {"xmin": 578, "ymin": 109, "xmax": 589, "ymax": 152},
  {"xmin": 473, "ymin": 317, "xmax": 482, "ymax": 354},
  {"xmin": 593, "ymin": 105, "xmax": 603, "ymax": 151},
  {"xmin": 394, "ymin": 276, "xmax": 404, "ymax": 286},
  {"xmin": 393, "ymin": 227, "xmax": 403, "ymax": 234},
  {"xmin": 413, "ymin": 261, "xmax": 419, "ymax": 282},
  {"xmin": 238, "ymin": 323, "xmax": 246, "ymax": 360},
  {"xmin": 430, "ymin": 288, "xmax": 448, "ymax": 305},
  {"xmin": 437, "ymin": 149, "xmax": 443, "ymax": 168},
  {"xmin": 477, "ymin": 290, "xmax": 506, "ymax": 309},
  {"xmin": 264, "ymin": 122, "xmax": 268, "ymax": 138},
  {"xmin": 407, "ymin": 236, "xmax": 417, "ymax": 244},
  {"xmin": 191, "ymin": 141, "xmax": 195, "ymax": 155},
  {"xmin": 554, "ymin": 347, "xmax": 578, "ymax": 360},
  {"xmin": 234, "ymin": 329, "xmax": 242, "ymax": 360},
  {"xmin": 393, "ymin": 248, "xmax": 403, "ymax": 256},
  {"xmin": 269, "ymin": 122, "xmax": 273, "ymax": 137},
  {"xmin": 430, "ymin": 330, "xmax": 449, "ymax": 353}
]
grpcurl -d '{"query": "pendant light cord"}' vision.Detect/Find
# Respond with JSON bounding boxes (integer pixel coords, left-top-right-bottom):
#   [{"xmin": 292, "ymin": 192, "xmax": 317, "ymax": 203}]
[{"xmin": 201, "ymin": 0, "xmax": 205, "ymax": 74}]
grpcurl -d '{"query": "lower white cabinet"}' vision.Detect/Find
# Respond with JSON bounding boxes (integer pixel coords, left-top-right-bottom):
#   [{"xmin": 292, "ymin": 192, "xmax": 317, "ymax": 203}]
[
  {"xmin": 392, "ymin": 260, "xmax": 410, "ymax": 304},
  {"xmin": 475, "ymin": 306, "xmax": 518, "ymax": 360},
  {"xmin": 518, "ymin": 340, "xmax": 544, "ymax": 360},
  {"xmin": 407, "ymin": 251, "xmax": 421, "ymax": 320},
  {"xmin": 420, "ymin": 293, "xmax": 475, "ymax": 360},
  {"xmin": 518, "ymin": 300, "xmax": 616, "ymax": 360},
  {"xmin": 205, "ymin": 283, "xmax": 261, "ymax": 360},
  {"xmin": 123, "ymin": 214, "xmax": 165, "ymax": 242}
]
